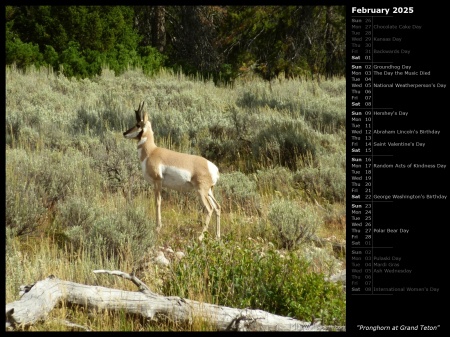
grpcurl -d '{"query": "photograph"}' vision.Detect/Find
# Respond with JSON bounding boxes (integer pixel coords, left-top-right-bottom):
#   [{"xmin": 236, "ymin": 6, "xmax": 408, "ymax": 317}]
[{"xmin": 5, "ymin": 5, "xmax": 346, "ymax": 331}]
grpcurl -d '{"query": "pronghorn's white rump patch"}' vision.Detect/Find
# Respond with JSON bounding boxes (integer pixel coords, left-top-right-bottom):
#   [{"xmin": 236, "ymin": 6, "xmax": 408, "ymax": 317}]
[
  {"xmin": 207, "ymin": 161, "xmax": 219, "ymax": 186},
  {"xmin": 160, "ymin": 164, "xmax": 193, "ymax": 192}
]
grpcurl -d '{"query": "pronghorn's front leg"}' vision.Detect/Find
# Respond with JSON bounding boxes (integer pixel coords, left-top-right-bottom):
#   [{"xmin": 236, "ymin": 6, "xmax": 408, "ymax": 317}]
[{"xmin": 154, "ymin": 179, "xmax": 163, "ymax": 231}]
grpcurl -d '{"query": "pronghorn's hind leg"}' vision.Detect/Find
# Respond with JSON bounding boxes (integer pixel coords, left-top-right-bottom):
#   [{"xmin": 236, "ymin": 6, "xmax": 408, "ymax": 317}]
[
  {"xmin": 208, "ymin": 188, "xmax": 221, "ymax": 239},
  {"xmin": 197, "ymin": 187, "xmax": 221, "ymax": 241},
  {"xmin": 198, "ymin": 191, "xmax": 213, "ymax": 241}
]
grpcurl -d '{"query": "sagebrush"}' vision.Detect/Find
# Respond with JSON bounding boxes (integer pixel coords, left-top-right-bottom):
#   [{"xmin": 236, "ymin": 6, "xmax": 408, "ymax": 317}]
[{"xmin": 6, "ymin": 65, "xmax": 346, "ymax": 330}]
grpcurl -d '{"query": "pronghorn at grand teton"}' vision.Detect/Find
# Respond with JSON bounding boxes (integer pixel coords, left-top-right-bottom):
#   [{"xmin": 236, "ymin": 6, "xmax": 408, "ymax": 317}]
[{"xmin": 123, "ymin": 101, "xmax": 221, "ymax": 241}]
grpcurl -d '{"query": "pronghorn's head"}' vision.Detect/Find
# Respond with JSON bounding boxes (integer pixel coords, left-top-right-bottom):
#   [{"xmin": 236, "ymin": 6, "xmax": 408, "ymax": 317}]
[{"xmin": 123, "ymin": 101, "xmax": 152, "ymax": 140}]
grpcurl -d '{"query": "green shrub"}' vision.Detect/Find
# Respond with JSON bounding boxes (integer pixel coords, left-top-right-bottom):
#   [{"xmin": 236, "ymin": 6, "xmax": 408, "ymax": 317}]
[
  {"xmin": 138, "ymin": 46, "xmax": 167, "ymax": 75},
  {"xmin": 164, "ymin": 238, "xmax": 345, "ymax": 326},
  {"xmin": 5, "ymin": 105, "xmax": 44, "ymax": 147},
  {"xmin": 6, "ymin": 38, "xmax": 43, "ymax": 69},
  {"xmin": 17, "ymin": 126, "xmax": 41, "ymax": 148},
  {"xmin": 255, "ymin": 166, "xmax": 294, "ymax": 197},
  {"xmin": 252, "ymin": 120, "xmax": 319, "ymax": 170},
  {"xmin": 151, "ymin": 108, "xmax": 190, "ymax": 147},
  {"xmin": 57, "ymin": 197, "xmax": 156, "ymax": 261},
  {"xmin": 5, "ymin": 147, "xmax": 84, "ymax": 234},
  {"xmin": 34, "ymin": 149, "xmax": 94, "ymax": 206},
  {"xmin": 197, "ymin": 106, "xmax": 257, "ymax": 171},
  {"xmin": 6, "ymin": 166, "xmax": 46, "ymax": 236},
  {"xmin": 198, "ymin": 137, "xmax": 251, "ymax": 170},
  {"xmin": 300, "ymin": 99, "xmax": 345, "ymax": 134},
  {"xmin": 215, "ymin": 171, "xmax": 261, "ymax": 216},
  {"xmin": 88, "ymin": 132, "xmax": 144, "ymax": 196},
  {"xmin": 74, "ymin": 98, "xmax": 129, "ymax": 137},
  {"xmin": 268, "ymin": 199, "xmax": 320, "ymax": 249},
  {"xmin": 294, "ymin": 166, "xmax": 346, "ymax": 203},
  {"xmin": 7, "ymin": 147, "xmax": 94, "ymax": 221},
  {"xmin": 43, "ymin": 45, "xmax": 60, "ymax": 70},
  {"xmin": 60, "ymin": 41, "xmax": 90, "ymax": 78}
]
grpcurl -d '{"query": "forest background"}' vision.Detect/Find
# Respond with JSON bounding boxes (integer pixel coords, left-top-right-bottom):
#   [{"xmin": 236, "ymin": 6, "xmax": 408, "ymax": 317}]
[{"xmin": 5, "ymin": 6, "xmax": 346, "ymax": 82}]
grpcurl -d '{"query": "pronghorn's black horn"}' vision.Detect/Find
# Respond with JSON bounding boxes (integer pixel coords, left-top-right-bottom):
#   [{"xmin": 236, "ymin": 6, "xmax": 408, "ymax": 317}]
[{"xmin": 135, "ymin": 101, "xmax": 145, "ymax": 121}]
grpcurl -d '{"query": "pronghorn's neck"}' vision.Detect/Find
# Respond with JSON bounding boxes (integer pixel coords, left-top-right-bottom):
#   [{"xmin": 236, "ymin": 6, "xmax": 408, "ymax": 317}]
[
  {"xmin": 136, "ymin": 122, "xmax": 157, "ymax": 163},
  {"xmin": 138, "ymin": 122, "xmax": 156, "ymax": 150}
]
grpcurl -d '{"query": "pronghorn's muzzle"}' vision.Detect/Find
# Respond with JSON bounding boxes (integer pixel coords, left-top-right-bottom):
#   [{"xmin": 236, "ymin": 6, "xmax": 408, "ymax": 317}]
[{"xmin": 123, "ymin": 126, "xmax": 142, "ymax": 139}]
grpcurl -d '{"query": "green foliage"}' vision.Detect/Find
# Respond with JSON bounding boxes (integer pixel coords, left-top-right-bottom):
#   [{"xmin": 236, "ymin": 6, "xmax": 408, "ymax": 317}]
[
  {"xmin": 6, "ymin": 150, "xmax": 47, "ymax": 236},
  {"xmin": 294, "ymin": 152, "xmax": 346, "ymax": 203},
  {"xmin": 74, "ymin": 103, "xmax": 127, "ymax": 137},
  {"xmin": 6, "ymin": 6, "xmax": 345, "ymax": 80},
  {"xmin": 43, "ymin": 45, "xmax": 59, "ymax": 69},
  {"xmin": 235, "ymin": 78, "xmax": 346, "ymax": 135},
  {"xmin": 88, "ymin": 132, "xmax": 144, "ymax": 196},
  {"xmin": 268, "ymin": 199, "xmax": 321, "ymax": 249},
  {"xmin": 215, "ymin": 172, "xmax": 261, "ymax": 216},
  {"xmin": 7, "ymin": 147, "xmax": 92, "ymax": 206},
  {"xmin": 253, "ymin": 120, "xmax": 319, "ymax": 170},
  {"xmin": 255, "ymin": 166, "xmax": 295, "ymax": 197},
  {"xmin": 219, "ymin": 6, "xmax": 345, "ymax": 80},
  {"xmin": 5, "ymin": 147, "xmax": 95, "ymax": 237},
  {"xmin": 138, "ymin": 46, "xmax": 168, "ymax": 75},
  {"xmin": 164, "ymin": 238, "xmax": 345, "ymax": 325},
  {"xmin": 60, "ymin": 41, "xmax": 90, "ymax": 78},
  {"xmin": 301, "ymin": 96, "xmax": 346, "ymax": 134},
  {"xmin": 6, "ymin": 6, "xmax": 165, "ymax": 78},
  {"xmin": 9, "ymin": 6, "xmax": 138, "ymax": 54},
  {"xmin": 6, "ymin": 107, "xmax": 37, "ymax": 147},
  {"xmin": 56, "ymin": 197, "xmax": 156, "ymax": 261},
  {"xmin": 5, "ymin": 38, "xmax": 43, "ymax": 69},
  {"xmin": 57, "ymin": 42, "xmax": 166, "ymax": 78}
]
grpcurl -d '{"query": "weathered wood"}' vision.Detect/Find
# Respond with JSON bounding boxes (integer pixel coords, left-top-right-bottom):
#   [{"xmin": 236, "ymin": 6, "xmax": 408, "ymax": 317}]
[{"xmin": 5, "ymin": 272, "xmax": 345, "ymax": 331}]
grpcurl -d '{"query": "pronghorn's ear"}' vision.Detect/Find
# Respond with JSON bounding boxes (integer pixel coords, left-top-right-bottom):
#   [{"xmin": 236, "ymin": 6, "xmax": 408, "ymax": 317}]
[{"xmin": 143, "ymin": 111, "xmax": 148, "ymax": 123}]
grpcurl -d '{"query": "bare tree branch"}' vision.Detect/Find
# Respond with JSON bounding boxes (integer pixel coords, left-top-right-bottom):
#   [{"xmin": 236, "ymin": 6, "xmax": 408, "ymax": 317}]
[{"xmin": 6, "ymin": 273, "xmax": 345, "ymax": 332}]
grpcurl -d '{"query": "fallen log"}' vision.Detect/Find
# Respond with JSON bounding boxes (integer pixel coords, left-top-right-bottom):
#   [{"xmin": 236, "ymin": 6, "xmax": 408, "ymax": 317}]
[{"xmin": 5, "ymin": 271, "xmax": 345, "ymax": 331}]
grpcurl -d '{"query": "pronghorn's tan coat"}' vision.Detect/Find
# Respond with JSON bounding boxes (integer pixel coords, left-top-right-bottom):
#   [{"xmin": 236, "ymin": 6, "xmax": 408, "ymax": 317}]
[{"xmin": 123, "ymin": 102, "xmax": 220, "ymax": 240}]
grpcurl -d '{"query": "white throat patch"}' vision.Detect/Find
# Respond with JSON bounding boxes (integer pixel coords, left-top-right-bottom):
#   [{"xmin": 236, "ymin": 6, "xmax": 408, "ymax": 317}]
[{"xmin": 138, "ymin": 137, "xmax": 147, "ymax": 146}]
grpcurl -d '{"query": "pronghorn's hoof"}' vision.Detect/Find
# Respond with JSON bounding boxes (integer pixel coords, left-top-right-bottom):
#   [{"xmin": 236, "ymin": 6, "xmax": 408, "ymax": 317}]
[
  {"xmin": 175, "ymin": 251, "xmax": 185, "ymax": 260},
  {"xmin": 199, "ymin": 231, "xmax": 209, "ymax": 241},
  {"xmin": 153, "ymin": 251, "xmax": 170, "ymax": 267}
]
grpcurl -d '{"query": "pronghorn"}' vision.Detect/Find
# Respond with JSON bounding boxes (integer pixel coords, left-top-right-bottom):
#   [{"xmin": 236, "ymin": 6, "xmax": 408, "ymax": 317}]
[{"xmin": 123, "ymin": 101, "xmax": 221, "ymax": 241}]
